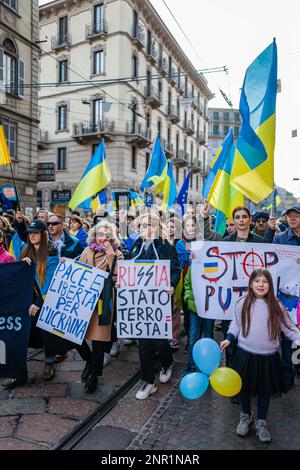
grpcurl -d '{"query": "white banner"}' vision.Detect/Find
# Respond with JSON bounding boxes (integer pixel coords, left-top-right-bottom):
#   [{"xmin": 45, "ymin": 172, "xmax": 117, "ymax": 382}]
[
  {"xmin": 37, "ymin": 258, "xmax": 108, "ymax": 345},
  {"xmin": 117, "ymin": 260, "xmax": 172, "ymax": 339},
  {"xmin": 180, "ymin": 97, "xmax": 193, "ymax": 112},
  {"xmin": 191, "ymin": 241, "xmax": 300, "ymax": 323}
]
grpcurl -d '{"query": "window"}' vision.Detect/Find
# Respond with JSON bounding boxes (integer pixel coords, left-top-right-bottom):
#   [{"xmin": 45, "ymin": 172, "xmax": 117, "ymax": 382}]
[
  {"xmin": 234, "ymin": 112, "xmax": 240, "ymax": 121},
  {"xmin": 157, "ymin": 119, "xmax": 161, "ymax": 137},
  {"xmin": 190, "ymin": 142, "xmax": 194, "ymax": 161},
  {"xmin": 212, "ymin": 111, "xmax": 219, "ymax": 120},
  {"xmin": 146, "ymin": 113, "xmax": 151, "ymax": 129},
  {"xmin": 196, "ymin": 175, "xmax": 199, "ymax": 191},
  {"xmin": 177, "ymin": 67, "xmax": 181, "ymax": 88},
  {"xmin": 145, "ymin": 152, "xmax": 150, "ymax": 170},
  {"xmin": 3, "ymin": 122, "xmax": 16, "ymax": 160},
  {"xmin": 147, "ymin": 30, "xmax": 152, "ymax": 55},
  {"xmin": 58, "ymin": 60, "xmax": 68, "ymax": 83},
  {"xmin": 176, "ymin": 132, "xmax": 179, "ymax": 157},
  {"xmin": 57, "ymin": 147, "xmax": 67, "ymax": 171},
  {"xmin": 184, "ymin": 169, "xmax": 187, "ymax": 180},
  {"xmin": 0, "ymin": 39, "xmax": 24, "ymax": 98},
  {"xmin": 223, "ymin": 111, "xmax": 229, "ymax": 121},
  {"xmin": 58, "ymin": 16, "xmax": 68, "ymax": 45},
  {"xmin": 167, "ymin": 127, "xmax": 171, "ymax": 145},
  {"xmin": 223, "ymin": 125, "xmax": 229, "ymax": 136},
  {"xmin": 92, "ymin": 99, "xmax": 102, "ymax": 126},
  {"xmin": 184, "ymin": 76, "xmax": 188, "ymax": 96},
  {"xmin": 167, "ymin": 90, "xmax": 171, "ymax": 113},
  {"xmin": 158, "ymin": 80, "xmax": 162, "ymax": 98},
  {"xmin": 58, "ymin": 105, "xmax": 67, "ymax": 130},
  {"xmin": 133, "ymin": 10, "xmax": 138, "ymax": 37},
  {"xmin": 93, "ymin": 50, "xmax": 104, "ymax": 75},
  {"xmin": 94, "ymin": 3, "xmax": 104, "ymax": 32},
  {"xmin": 3, "ymin": 0, "xmax": 18, "ymax": 12},
  {"xmin": 177, "ymin": 97, "xmax": 180, "ymax": 118},
  {"xmin": 184, "ymin": 111, "xmax": 187, "ymax": 128},
  {"xmin": 190, "ymin": 173, "xmax": 193, "ymax": 189},
  {"xmin": 132, "ymin": 54, "xmax": 138, "ymax": 79},
  {"xmin": 234, "ymin": 126, "xmax": 239, "ymax": 137},
  {"xmin": 176, "ymin": 166, "xmax": 179, "ymax": 184},
  {"xmin": 213, "ymin": 124, "xmax": 219, "ymax": 136},
  {"xmin": 131, "ymin": 146, "xmax": 137, "ymax": 170}
]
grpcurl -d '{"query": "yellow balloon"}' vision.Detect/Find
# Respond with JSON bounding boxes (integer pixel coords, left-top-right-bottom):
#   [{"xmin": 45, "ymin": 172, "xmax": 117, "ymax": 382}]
[{"xmin": 209, "ymin": 367, "xmax": 242, "ymax": 397}]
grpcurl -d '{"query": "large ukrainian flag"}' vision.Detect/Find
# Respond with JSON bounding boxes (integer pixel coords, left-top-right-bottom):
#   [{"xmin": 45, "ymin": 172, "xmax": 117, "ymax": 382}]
[
  {"xmin": 69, "ymin": 140, "xmax": 111, "ymax": 211},
  {"xmin": 140, "ymin": 136, "xmax": 168, "ymax": 191},
  {"xmin": 231, "ymin": 39, "xmax": 278, "ymax": 203},
  {"xmin": 202, "ymin": 129, "xmax": 244, "ymax": 234},
  {"xmin": 0, "ymin": 125, "xmax": 11, "ymax": 166}
]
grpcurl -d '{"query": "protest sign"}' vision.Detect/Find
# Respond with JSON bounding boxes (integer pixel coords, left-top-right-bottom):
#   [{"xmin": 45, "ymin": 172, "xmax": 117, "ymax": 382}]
[
  {"xmin": 37, "ymin": 258, "xmax": 108, "ymax": 345},
  {"xmin": 0, "ymin": 261, "xmax": 35, "ymax": 380},
  {"xmin": 117, "ymin": 260, "xmax": 172, "ymax": 339},
  {"xmin": 191, "ymin": 241, "xmax": 300, "ymax": 323}
]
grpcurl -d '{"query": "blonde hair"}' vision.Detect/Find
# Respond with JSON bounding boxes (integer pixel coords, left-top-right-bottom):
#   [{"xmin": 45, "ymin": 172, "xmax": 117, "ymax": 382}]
[
  {"xmin": 0, "ymin": 216, "xmax": 12, "ymax": 231},
  {"xmin": 0, "ymin": 229, "xmax": 4, "ymax": 244},
  {"xmin": 88, "ymin": 220, "xmax": 121, "ymax": 247},
  {"xmin": 134, "ymin": 210, "xmax": 169, "ymax": 241}
]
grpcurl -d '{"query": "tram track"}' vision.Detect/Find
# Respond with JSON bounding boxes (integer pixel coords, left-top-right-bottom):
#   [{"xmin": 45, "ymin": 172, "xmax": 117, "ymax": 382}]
[{"xmin": 52, "ymin": 369, "xmax": 141, "ymax": 450}]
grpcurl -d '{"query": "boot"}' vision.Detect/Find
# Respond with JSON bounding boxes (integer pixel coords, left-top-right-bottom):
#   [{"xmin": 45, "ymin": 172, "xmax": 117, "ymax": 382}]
[
  {"xmin": 81, "ymin": 361, "xmax": 91, "ymax": 382},
  {"xmin": 84, "ymin": 374, "xmax": 98, "ymax": 394}
]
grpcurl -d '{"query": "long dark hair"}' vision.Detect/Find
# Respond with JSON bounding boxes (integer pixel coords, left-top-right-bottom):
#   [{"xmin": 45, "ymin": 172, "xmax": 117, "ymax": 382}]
[
  {"xmin": 22, "ymin": 230, "xmax": 50, "ymax": 287},
  {"xmin": 241, "ymin": 268, "xmax": 291, "ymax": 340}
]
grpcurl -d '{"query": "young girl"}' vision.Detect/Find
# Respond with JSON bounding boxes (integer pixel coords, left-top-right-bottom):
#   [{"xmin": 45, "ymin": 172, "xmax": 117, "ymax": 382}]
[{"xmin": 221, "ymin": 268, "xmax": 300, "ymax": 443}]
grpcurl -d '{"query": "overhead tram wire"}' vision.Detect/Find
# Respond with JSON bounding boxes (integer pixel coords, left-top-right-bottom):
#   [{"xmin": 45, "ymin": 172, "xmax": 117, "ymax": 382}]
[{"xmin": 161, "ymin": 0, "xmax": 234, "ymax": 108}]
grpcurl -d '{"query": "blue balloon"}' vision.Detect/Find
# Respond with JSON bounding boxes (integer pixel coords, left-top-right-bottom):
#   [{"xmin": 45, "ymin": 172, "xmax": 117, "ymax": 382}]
[
  {"xmin": 179, "ymin": 372, "xmax": 209, "ymax": 400},
  {"xmin": 192, "ymin": 338, "xmax": 221, "ymax": 376}
]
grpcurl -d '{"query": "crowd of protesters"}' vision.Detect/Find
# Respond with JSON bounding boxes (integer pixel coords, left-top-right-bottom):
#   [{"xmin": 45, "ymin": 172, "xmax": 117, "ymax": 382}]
[{"xmin": 0, "ymin": 201, "xmax": 300, "ymax": 443}]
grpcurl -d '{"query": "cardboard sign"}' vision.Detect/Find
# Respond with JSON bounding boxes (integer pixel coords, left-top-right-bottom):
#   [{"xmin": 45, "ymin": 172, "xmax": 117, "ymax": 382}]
[{"xmin": 117, "ymin": 260, "xmax": 172, "ymax": 339}]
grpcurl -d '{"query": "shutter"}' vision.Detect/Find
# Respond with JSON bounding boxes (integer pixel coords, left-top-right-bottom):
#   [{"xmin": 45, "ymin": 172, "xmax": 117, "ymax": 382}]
[
  {"xmin": 18, "ymin": 59, "xmax": 25, "ymax": 98},
  {"xmin": 0, "ymin": 48, "xmax": 3, "ymax": 91}
]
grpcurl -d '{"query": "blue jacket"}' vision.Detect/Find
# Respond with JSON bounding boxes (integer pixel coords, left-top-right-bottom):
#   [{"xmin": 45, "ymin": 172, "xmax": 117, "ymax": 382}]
[
  {"xmin": 61, "ymin": 230, "xmax": 84, "ymax": 259},
  {"xmin": 74, "ymin": 226, "xmax": 88, "ymax": 249},
  {"xmin": 176, "ymin": 240, "xmax": 192, "ymax": 269},
  {"xmin": 273, "ymin": 228, "xmax": 300, "ymax": 246}
]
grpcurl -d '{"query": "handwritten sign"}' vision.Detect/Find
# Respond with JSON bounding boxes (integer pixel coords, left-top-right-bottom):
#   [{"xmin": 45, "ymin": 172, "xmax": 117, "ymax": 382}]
[
  {"xmin": 116, "ymin": 260, "xmax": 172, "ymax": 339},
  {"xmin": 191, "ymin": 241, "xmax": 300, "ymax": 323},
  {"xmin": 37, "ymin": 259, "xmax": 108, "ymax": 345}
]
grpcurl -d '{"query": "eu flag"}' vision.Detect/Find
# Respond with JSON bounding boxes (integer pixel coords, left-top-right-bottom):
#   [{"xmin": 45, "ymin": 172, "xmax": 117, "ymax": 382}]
[{"xmin": 177, "ymin": 171, "xmax": 191, "ymax": 215}]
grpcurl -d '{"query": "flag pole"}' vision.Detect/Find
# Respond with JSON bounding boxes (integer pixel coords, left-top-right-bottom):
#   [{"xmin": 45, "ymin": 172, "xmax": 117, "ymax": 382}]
[{"xmin": 9, "ymin": 161, "xmax": 21, "ymax": 211}]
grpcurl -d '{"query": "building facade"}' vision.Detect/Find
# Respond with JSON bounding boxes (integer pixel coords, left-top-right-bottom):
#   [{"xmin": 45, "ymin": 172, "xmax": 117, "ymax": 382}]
[
  {"xmin": 38, "ymin": 0, "xmax": 213, "ymax": 214},
  {"xmin": 0, "ymin": 0, "xmax": 39, "ymax": 216},
  {"xmin": 207, "ymin": 107, "xmax": 241, "ymax": 166}
]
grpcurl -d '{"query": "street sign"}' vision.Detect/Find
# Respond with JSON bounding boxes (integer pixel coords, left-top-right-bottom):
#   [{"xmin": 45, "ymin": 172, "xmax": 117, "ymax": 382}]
[
  {"xmin": 37, "ymin": 163, "xmax": 56, "ymax": 182},
  {"xmin": 52, "ymin": 190, "xmax": 71, "ymax": 203}
]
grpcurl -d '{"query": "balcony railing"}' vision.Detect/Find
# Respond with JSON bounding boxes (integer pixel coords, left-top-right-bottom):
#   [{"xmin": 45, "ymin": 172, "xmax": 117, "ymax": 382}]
[
  {"xmin": 131, "ymin": 25, "xmax": 145, "ymax": 49},
  {"xmin": 158, "ymin": 57, "xmax": 168, "ymax": 76},
  {"xmin": 196, "ymin": 131, "xmax": 206, "ymax": 145},
  {"xmin": 85, "ymin": 20, "xmax": 108, "ymax": 39},
  {"xmin": 166, "ymin": 105, "xmax": 180, "ymax": 123},
  {"xmin": 144, "ymin": 86, "xmax": 161, "ymax": 109},
  {"xmin": 51, "ymin": 33, "xmax": 72, "ymax": 50},
  {"xmin": 167, "ymin": 68, "xmax": 177, "ymax": 86},
  {"xmin": 72, "ymin": 120, "xmax": 115, "ymax": 140},
  {"xmin": 183, "ymin": 120, "xmax": 195, "ymax": 136},
  {"xmin": 190, "ymin": 159, "xmax": 202, "ymax": 173},
  {"xmin": 161, "ymin": 138, "xmax": 174, "ymax": 157},
  {"xmin": 146, "ymin": 45, "xmax": 158, "ymax": 64},
  {"xmin": 37, "ymin": 130, "xmax": 49, "ymax": 149},
  {"xmin": 125, "ymin": 122, "xmax": 152, "ymax": 148}
]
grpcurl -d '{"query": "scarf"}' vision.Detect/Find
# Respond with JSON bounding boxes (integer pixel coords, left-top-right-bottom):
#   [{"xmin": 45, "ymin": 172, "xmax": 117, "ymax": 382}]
[{"xmin": 89, "ymin": 240, "xmax": 118, "ymax": 253}]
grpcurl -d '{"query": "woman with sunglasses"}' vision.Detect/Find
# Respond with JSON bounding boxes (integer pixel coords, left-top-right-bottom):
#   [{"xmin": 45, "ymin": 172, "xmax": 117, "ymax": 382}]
[
  {"xmin": 130, "ymin": 210, "xmax": 181, "ymax": 400},
  {"xmin": 76, "ymin": 221, "xmax": 123, "ymax": 393}
]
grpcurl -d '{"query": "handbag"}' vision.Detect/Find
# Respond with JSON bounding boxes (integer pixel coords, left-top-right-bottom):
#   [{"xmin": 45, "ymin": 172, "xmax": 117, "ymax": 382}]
[{"xmin": 98, "ymin": 255, "xmax": 118, "ymax": 326}]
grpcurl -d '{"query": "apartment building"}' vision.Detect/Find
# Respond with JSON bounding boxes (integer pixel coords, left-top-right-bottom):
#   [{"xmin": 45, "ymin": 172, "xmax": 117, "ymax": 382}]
[
  {"xmin": 0, "ymin": 0, "xmax": 39, "ymax": 215},
  {"xmin": 207, "ymin": 107, "xmax": 241, "ymax": 166},
  {"xmin": 38, "ymin": 0, "xmax": 213, "ymax": 214}
]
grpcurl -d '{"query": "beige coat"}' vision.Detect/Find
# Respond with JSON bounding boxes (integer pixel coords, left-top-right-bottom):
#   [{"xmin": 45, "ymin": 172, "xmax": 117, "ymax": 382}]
[{"xmin": 79, "ymin": 246, "xmax": 123, "ymax": 342}]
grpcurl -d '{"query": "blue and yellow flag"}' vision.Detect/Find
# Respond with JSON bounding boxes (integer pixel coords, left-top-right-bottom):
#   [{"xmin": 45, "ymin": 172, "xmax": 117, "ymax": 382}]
[
  {"xmin": 130, "ymin": 191, "xmax": 143, "ymax": 208},
  {"xmin": 90, "ymin": 189, "xmax": 109, "ymax": 212},
  {"xmin": 274, "ymin": 188, "xmax": 281, "ymax": 211},
  {"xmin": 69, "ymin": 140, "xmax": 111, "ymax": 211},
  {"xmin": 0, "ymin": 125, "xmax": 11, "ymax": 166},
  {"xmin": 140, "ymin": 136, "xmax": 168, "ymax": 191},
  {"xmin": 202, "ymin": 129, "xmax": 244, "ymax": 234},
  {"xmin": 231, "ymin": 39, "xmax": 277, "ymax": 203},
  {"xmin": 148, "ymin": 161, "xmax": 177, "ymax": 208},
  {"xmin": 9, "ymin": 233, "xmax": 26, "ymax": 260}
]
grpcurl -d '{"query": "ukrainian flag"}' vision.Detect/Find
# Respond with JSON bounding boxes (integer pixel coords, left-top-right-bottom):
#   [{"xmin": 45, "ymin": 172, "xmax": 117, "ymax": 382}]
[
  {"xmin": 0, "ymin": 125, "xmax": 11, "ymax": 166},
  {"xmin": 9, "ymin": 233, "xmax": 26, "ymax": 260},
  {"xmin": 274, "ymin": 188, "xmax": 281, "ymax": 211},
  {"xmin": 90, "ymin": 189, "xmax": 109, "ymax": 212},
  {"xmin": 140, "ymin": 136, "xmax": 168, "ymax": 191},
  {"xmin": 202, "ymin": 129, "xmax": 244, "ymax": 234},
  {"xmin": 204, "ymin": 262, "xmax": 218, "ymax": 274},
  {"xmin": 130, "ymin": 191, "xmax": 143, "ymax": 209},
  {"xmin": 231, "ymin": 39, "xmax": 278, "ymax": 203},
  {"xmin": 69, "ymin": 140, "xmax": 111, "ymax": 211},
  {"xmin": 148, "ymin": 161, "xmax": 177, "ymax": 209}
]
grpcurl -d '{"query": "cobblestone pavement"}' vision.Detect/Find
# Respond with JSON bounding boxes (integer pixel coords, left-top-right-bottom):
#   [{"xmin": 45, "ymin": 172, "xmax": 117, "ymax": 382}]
[{"xmin": 0, "ymin": 344, "xmax": 141, "ymax": 450}]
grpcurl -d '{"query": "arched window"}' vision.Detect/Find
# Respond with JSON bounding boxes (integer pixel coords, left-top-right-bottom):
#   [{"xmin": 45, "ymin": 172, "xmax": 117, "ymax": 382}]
[{"xmin": 0, "ymin": 37, "xmax": 24, "ymax": 97}]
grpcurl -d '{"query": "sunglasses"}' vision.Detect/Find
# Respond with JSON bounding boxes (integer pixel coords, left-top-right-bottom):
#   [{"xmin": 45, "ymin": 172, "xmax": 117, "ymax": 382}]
[
  {"xmin": 97, "ymin": 231, "xmax": 110, "ymax": 237},
  {"xmin": 140, "ymin": 223, "xmax": 153, "ymax": 229},
  {"xmin": 256, "ymin": 219, "xmax": 267, "ymax": 223},
  {"xmin": 47, "ymin": 221, "xmax": 61, "ymax": 226}
]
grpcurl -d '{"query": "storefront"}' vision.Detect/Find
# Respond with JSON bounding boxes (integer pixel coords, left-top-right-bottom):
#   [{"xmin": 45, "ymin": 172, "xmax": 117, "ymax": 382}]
[{"xmin": 51, "ymin": 190, "xmax": 72, "ymax": 216}]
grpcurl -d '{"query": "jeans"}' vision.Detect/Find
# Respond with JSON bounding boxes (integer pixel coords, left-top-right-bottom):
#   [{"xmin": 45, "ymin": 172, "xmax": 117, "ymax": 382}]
[
  {"xmin": 281, "ymin": 333, "xmax": 296, "ymax": 382},
  {"xmin": 201, "ymin": 318, "xmax": 215, "ymax": 338},
  {"xmin": 239, "ymin": 393, "xmax": 270, "ymax": 420},
  {"xmin": 188, "ymin": 313, "xmax": 202, "ymax": 370},
  {"xmin": 138, "ymin": 339, "xmax": 173, "ymax": 384}
]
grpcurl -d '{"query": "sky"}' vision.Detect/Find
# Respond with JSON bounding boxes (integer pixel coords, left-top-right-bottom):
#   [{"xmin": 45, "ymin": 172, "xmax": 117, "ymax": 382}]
[{"xmin": 39, "ymin": 0, "xmax": 300, "ymax": 197}]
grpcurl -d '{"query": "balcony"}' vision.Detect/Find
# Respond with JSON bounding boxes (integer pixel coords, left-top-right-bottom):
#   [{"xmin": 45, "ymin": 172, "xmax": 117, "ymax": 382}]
[
  {"xmin": 211, "ymin": 114, "xmax": 220, "ymax": 122},
  {"xmin": 161, "ymin": 139, "xmax": 174, "ymax": 158},
  {"xmin": 51, "ymin": 33, "xmax": 72, "ymax": 51},
  {"xmin": 196, "ymin": 131, "xmax": 206, "ymax": 145},
  {"xmin": 165, "ymin": 105, "xmax": 180, "ymax": 124},
  {"xmin": 173, "ymin": 150, "xmax": 189, "ymax": 166},
  {"xmin": 125, "ymin": 122, "xmax": 152, "ymax": 148},
  {"xmin": 131, "ymin": 25, "xmax": 145, "ymax": 50},
  {"xmin": 85, "ymin": 20, "xmax": 108, "ymax": 41},
  {"xmin": 183, "ymin": 120, "xmax": 195, "ymax": 136},
  {"xmin": 144, "ymin": 86, "xmax": 161, "ymax": 109},
  {"xmin": 37, "ymin": 130, "xmax": 49, "ymax": 150},
  {"xmin": 201, "ymin": 163, "xmax": 210, "ymax": 176},
  {"xmin": 72, "ymin": 120, "xmax": 115, "ymax": 142},
  {"xmin": 146, "ymin": 45, "xmax": 158, "ymax": 65},
  {"xmin": 158, "ymin": 57, "xmax": 168, "ymax": 76},
  {"xmin": 167, "ymin": 68, "xmax": 177, "ymax": 87},
  {"xmin": 190, "ymin": 159, "xmax": 201, "ymax": 173}
]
